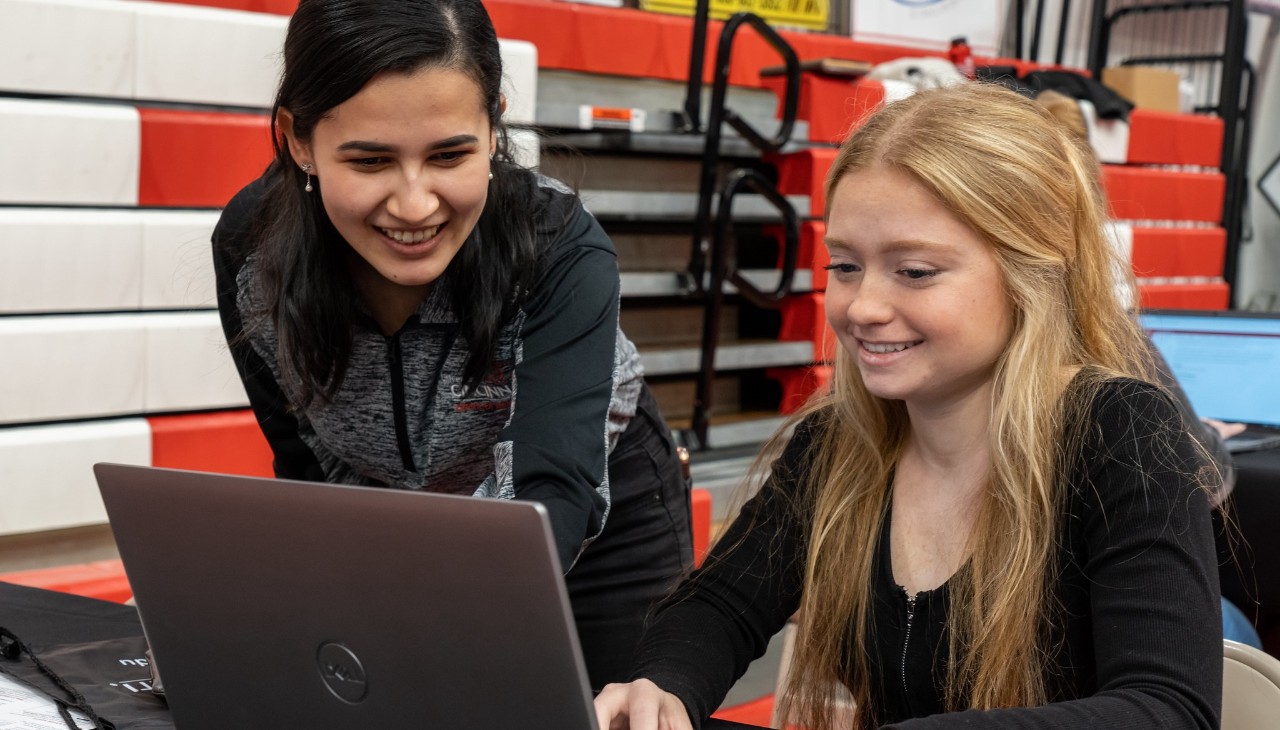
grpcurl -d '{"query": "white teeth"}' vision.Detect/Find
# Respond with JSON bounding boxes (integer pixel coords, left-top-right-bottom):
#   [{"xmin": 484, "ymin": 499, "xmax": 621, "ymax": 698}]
[
  {"xmin": 863, "ymin": 341, "xmax": 916, "ymax": 354},
  {"xmin": 380, "ymin": 225, "xmax": 440, "ymax": 244}
]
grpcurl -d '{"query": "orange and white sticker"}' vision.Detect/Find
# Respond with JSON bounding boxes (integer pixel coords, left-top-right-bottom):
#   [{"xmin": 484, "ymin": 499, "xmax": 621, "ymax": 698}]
[{"xmin": 578, "ymin": 105, "xmax": 646, "ymax": 132}]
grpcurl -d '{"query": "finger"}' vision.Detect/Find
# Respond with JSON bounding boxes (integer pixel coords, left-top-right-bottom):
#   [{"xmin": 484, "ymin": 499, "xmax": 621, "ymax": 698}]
[{"xmin": 593, "ymin": 685, "xmax": 629, "ymax": 730}]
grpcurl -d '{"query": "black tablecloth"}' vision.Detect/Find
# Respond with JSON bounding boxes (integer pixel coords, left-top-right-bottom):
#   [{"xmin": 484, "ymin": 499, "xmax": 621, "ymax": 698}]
[{"xmin": 0, "ymin": 582, "xmax": 765, "ymax": 730}]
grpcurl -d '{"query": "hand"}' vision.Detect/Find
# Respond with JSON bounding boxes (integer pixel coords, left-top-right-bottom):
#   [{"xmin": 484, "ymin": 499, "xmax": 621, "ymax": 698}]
[
  {"xmin": 1203, "ymin": 417, "xmax": 1247, "ymax": 440},
  {"xmin": 593, "ymin": 679, "xmax": 694, "ymax": 730}
]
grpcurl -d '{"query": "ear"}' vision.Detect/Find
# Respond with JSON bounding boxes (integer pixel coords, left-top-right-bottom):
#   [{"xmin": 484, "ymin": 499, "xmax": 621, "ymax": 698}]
[
  {"xmin": 491, "ymin": 94, "xmax": 507, "ymax": 155},
  {"xmin": 276, "ymin": 107, "xmax": 313, "ymax": 168}
]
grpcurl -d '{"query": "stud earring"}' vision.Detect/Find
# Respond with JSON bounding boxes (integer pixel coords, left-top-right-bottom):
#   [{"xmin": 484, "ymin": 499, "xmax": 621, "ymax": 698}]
[{"xmin": 301, "ymin": 163, "xmax": 314, "ymax": 192}]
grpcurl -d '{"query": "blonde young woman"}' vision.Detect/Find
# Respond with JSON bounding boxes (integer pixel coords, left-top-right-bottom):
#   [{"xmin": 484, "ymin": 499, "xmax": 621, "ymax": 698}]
[{"xmin": 594, "ymin": 83, "xmax": 1220, "ymax": 730}]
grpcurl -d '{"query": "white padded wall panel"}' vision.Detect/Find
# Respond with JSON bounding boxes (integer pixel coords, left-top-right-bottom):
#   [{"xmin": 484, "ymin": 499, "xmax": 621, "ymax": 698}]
[
  {"xmin": 0, "ymin": 0, "xmax": 135, "ymax": 98},
  {"xmin": 0, "ymin": 419, "xmax": 151, "ymax": 536},
  {"xmin": 134, "ymin": 2, "xmax": 286, "ymax": 109},
  {"xmin": 0, "ymin": 315, "xmax": 146, "ymax": 425},
  {"xmin": 143, "ymin": 312, "xmax": 248, "ymax": 412},
  {"xmin": 0, "ymin": 209, "xmax": 142, "ymax": 314},
  {"xmin": 499, "ymin": 39, "xmax": 538, "ymax": 125},
  {"xmin": 140, "ymin": 211, "xmax": 220, "ymax": 309},
  {"xmin": 0, "ymin": 99, "xmax": 140, "ymax": 206}
]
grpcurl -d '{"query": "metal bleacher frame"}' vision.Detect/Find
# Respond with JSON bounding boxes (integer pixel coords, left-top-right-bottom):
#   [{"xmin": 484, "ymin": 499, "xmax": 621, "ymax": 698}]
[
  {"xmin": 679, "ymin": 0, "xmax": 802, "ymax": 451},
  {"xmin": 1087, "ymin": 0, "xmax": 1252, "ymax": 303}
]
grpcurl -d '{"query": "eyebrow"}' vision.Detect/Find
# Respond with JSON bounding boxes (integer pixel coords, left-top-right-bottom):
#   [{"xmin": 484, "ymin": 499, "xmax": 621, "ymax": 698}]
[
  {"xmin": 825, "ymin": 237, "xmax": 958, "ymax": 255},
  {"xmin": 336, "ymin": 134, "xmax": 480, "ymax": 153}
]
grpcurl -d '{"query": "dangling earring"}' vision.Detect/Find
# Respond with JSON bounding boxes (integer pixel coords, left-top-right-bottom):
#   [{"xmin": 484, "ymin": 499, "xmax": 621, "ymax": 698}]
[
  {"xmin": 488, "ymin": 155, "xmax": 494, "ymax": 181},
  {"xmin": 301, "ymin": 163, "xmax": 314, "ymax": 192}
]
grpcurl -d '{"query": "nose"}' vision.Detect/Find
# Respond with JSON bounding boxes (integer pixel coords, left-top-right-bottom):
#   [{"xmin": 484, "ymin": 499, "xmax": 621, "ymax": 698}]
[
  {"xmin": 844, "ymin": 272, "xmax": 894, "ymax": 327},
  {"xmin": 385, "ymin": 171, "xmax": 439, "ymax": 224}
]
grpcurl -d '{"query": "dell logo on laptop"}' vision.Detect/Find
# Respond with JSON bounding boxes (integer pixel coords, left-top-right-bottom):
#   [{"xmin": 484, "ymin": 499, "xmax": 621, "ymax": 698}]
[{"xmin": 317, "ymin": 642, "xmax": 368, "ymax": 703}]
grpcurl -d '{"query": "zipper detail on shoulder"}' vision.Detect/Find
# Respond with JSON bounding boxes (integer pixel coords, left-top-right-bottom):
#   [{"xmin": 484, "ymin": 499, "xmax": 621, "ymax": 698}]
[
  {"xmin": 901, "ymin": 591, "xmax": 917, "ymax": 701},
  {"xmin": 387, "ymin": 333, "xmax": 417, "ymax": 472}
]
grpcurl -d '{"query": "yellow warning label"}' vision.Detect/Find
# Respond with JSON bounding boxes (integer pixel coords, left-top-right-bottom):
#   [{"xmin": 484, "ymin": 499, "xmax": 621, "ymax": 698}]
[{"xmin": 641, "ymin": 0, "xmax": 828, "ymax": 32}]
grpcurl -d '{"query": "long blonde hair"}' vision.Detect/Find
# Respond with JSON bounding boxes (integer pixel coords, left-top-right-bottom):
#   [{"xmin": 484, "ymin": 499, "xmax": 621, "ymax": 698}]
[{"xmin": 775, "ymin": 83, "xmax": 1154, "ymax": 729}]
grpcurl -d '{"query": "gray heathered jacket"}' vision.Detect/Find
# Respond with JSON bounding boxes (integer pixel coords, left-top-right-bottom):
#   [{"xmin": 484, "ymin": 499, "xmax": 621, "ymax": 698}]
[{"xmin": 213, "ymin": 175, "xmax": 644, "ymax": 569}]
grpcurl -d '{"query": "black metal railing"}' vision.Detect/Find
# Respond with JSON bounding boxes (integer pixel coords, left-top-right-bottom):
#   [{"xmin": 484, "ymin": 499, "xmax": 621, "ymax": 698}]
[
  {"xmin": 1088, "ymin": 0, "xmax": 1250, "ymax": 301},
  {"xmin": 680, "ymin": 0, "xmax": 802, "ymax": 449}
]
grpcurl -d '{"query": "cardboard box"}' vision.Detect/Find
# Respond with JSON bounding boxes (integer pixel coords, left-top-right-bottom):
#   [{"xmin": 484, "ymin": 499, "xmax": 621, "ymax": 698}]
[{"xmin": 1102, "ymin": 66, "xmax": 1181, "ymax": 113}]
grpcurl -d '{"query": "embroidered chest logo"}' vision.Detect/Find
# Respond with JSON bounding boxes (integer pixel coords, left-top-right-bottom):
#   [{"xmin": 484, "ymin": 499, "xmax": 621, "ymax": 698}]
[{"xmin": 452, "ymin": 362, "xmax": 513, "ymax": 412}]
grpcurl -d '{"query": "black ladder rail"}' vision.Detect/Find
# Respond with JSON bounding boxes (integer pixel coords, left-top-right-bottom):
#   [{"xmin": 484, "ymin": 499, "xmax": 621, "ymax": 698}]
[
  {"xmin": 691, "ymin": 168, "xmax": 801, "ymax": 446},
  {"xmin": 686, "ymin": 10, "xmax": 800, "ymax": 289},
  {"xmin": 679, "ymin": 1, "xmax": 802, "ymax": 450},
  {"xmin": 1091, "ymin": 0, "xmax": 1249, "ymax": 301}
]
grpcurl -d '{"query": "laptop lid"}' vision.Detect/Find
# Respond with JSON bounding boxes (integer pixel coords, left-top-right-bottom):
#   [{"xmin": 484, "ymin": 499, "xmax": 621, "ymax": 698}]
[
  {"xmin": 1139, "ymin": 309, "xmax": 1280, "ymax": 431},
  {"xmin": 94, "ymin": 463, "xmax": 598, "ymax": 730}
]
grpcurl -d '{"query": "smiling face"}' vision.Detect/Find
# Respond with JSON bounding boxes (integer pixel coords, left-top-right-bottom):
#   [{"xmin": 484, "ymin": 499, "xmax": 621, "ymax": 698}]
[
  {"xmin": 281, "ymin": 66, "xmax": 495, "ymax": 309},
  {"xmin": 824, "ymin": 164, "xmax": 1015, "ymax": 413}
]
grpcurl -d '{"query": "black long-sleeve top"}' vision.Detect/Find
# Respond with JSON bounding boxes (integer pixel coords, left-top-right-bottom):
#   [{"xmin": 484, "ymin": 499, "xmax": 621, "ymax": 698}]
[{"xmin": 631, "ymin": 378, "xmax": 1221, "ymax": 729}]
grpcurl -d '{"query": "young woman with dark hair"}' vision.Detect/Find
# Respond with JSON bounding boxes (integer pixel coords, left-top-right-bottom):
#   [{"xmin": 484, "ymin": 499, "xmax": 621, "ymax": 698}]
[{"xmin": 211, "ymin": 0, "xmax": 691, "ymax": 688}]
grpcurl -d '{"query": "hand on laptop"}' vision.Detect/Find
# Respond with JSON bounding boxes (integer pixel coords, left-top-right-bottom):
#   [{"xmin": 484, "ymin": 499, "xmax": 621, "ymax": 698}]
[
  {"xmin": 1203, "ymin": 417, "xmax": 1247, "ymax": 440},
  {"xmin": 594, "ymin": 678, "xmax": 693, "ymax": 730}
]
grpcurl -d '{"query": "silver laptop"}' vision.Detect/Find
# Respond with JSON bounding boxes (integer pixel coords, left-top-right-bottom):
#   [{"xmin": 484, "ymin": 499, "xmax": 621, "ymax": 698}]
[
  {"xmin": 1141, "ymin": 309, "xmax": 1280, "ymax": 454},
  {"xmin": 94, "ymin": 463, "xmax": 599, "ymax": 730}
]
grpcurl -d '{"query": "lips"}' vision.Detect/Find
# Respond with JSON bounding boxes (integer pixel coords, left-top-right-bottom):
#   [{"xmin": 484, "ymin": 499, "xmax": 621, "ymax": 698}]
[{"xmin": 377, "ymin": 223, "xmax": 443, "ymax": 244}]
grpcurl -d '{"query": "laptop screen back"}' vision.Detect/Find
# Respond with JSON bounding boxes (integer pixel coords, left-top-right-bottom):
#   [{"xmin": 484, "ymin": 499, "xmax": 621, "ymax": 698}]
[
  {"xmin": 1139, "ymin": 309, "xmax": 1280, "ymax": 429},
  {"xmin": 94, "ymin": 463, "xmax": 598, "ymax": 730}
]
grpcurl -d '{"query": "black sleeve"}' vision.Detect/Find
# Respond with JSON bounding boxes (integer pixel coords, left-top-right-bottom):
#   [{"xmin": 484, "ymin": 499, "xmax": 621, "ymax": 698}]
[
  {"xmin": 884, "ymin": 380, "xmax": 1220, "ymax": 729},
  {"xmin": 628, "ymin": 418, "xmax": 820, "ymax": 727},
  {"xmin": 212, "ymin": 178, "xmax": 327, "ymax": 483},
  {"xmin": 489, "ymin": 202, "xmax": 625, "ymax": 569}
]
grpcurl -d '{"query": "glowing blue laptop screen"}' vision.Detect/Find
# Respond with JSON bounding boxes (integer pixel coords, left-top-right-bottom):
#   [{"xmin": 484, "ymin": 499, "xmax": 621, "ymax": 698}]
[{"xmin": 1139, "ymin": 311, "xmax": 1280, "ymax": 428}]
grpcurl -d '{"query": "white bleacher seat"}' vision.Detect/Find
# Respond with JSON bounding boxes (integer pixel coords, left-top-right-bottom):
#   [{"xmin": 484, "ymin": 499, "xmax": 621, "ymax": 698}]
[
  {"xmin": 0, "ymin": 0, "xmax": 135, "ymax": 99},
  {"xmin": 134, "ymin": 1, "xmax": 286, "ymax": 109},
  {"xmin": 0, "ymin": 315, "xmax": 147, "ymax": 425},
  {"xmin": 0, "ymin": 98, "xmax": 140, "ymax": 206},
  {"xmin": 0, "ymin": 419, "xmax": 151, "ymax": 536},
  {"xmin": 140, "ymin": 211, "xmax": 220, "ymax": 310},
  {"xmin": 0, "ymin": 209, "xmax": 143, "ymax": 314},
  {"xmin": 499, "ymin": 39, "xmax": 538, "ymax": 126},
  {"xmin": 143, "ymin": 312, "xmax": 248, "ymax": 413},
  {"xmin": 0, "ymin": 209, "xmax": 220, "ymax": 314}
]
